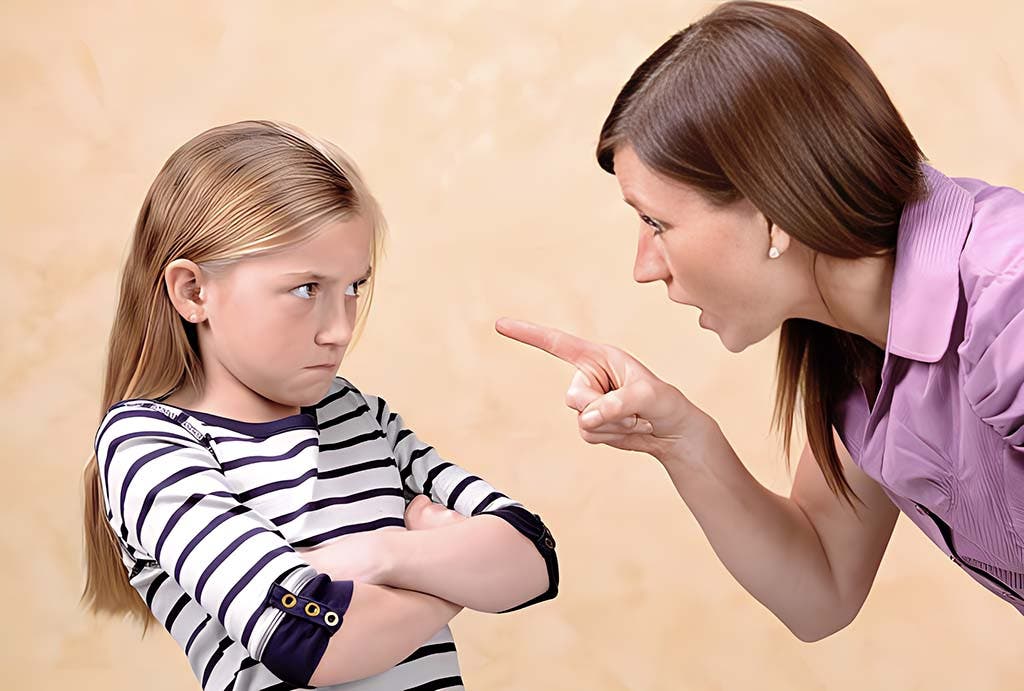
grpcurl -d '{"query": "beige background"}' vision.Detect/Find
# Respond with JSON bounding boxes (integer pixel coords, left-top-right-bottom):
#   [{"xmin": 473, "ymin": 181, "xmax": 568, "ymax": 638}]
[{"xmin": 2, "ymin": 1, "xmax": 1022, "ymax": 689}]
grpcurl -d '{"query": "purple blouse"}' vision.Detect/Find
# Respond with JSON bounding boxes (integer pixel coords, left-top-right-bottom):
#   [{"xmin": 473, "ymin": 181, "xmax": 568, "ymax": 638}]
[{"xmin": 836, "ymin": 165, "xmax": 1024, "ymax": 613}]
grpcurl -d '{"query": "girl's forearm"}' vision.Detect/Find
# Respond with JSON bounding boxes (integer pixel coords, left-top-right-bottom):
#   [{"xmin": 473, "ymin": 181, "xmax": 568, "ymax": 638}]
[
  {"xmin": 309, "ymin": 582, "xmax": 461, "ymax": 686},
  {"xmin": 380, "ymin": 515, "xmax": 550, "ymax": 612}
]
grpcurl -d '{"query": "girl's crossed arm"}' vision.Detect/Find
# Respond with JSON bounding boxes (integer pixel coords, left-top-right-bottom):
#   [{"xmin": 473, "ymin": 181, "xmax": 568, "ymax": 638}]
[{"xmin": 98, "ymin": 405, "xmax": 461, "ymax": 688}]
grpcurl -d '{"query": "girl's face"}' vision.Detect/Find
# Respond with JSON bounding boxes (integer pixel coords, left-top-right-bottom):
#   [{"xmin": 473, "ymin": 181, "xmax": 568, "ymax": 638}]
[
  {"xmin": 196, "ymin": 216, "xmax": 373, "ymax": 411},
  {"xmin": 613, "ymin": 146, "xmax": 809, "ymax": 353}
]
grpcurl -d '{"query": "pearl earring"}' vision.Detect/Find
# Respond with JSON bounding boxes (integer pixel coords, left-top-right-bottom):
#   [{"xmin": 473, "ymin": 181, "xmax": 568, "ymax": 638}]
[
  {"xmin": 768, "ymin": 246, "xmax": 781, "ymax": 259},
  {"xmin": 188, "ymin": 313, "xmax": 198, "ymax": 322}
]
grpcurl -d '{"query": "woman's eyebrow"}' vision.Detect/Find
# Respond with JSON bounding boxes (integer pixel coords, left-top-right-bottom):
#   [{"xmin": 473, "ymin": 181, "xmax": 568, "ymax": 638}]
[
  {"xmin": 623, "ymin": 197, "xmax": 669, "ymax": 224},
  {"xmin": 623, "ymin": 196, "xmax": 659, "ymax": 216}
]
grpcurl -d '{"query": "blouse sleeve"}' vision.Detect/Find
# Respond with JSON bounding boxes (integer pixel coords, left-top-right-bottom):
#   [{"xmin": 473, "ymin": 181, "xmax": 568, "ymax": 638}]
[{"xmin": 958, "ymin": 215, "xmax": 1024, "ymax": 452}]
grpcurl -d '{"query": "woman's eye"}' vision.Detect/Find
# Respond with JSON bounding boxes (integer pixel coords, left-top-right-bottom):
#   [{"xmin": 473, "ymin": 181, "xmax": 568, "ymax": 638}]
[
  {"xmin": 345, "ymin": 278, "xmax": 368, "ymax": 297},
  {"xmin": 291, "ymin": 283, "xmax": 319, "ymax": 299},
  {"xmin": 639, "ymin": 214, "xmax": 664, "ymax": 235}
]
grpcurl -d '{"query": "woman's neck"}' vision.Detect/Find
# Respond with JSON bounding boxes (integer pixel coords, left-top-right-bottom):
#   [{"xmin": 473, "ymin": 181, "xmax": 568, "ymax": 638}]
[{"xmin": 803, "ymin": 251, "xmax": 894, "ymax": 351}]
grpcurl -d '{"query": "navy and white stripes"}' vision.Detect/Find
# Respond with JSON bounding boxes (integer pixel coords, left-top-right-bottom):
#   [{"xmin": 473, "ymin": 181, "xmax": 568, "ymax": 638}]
[{"xmin": 96, "ymin": 376, "xmax": 557, "ymax": 690}]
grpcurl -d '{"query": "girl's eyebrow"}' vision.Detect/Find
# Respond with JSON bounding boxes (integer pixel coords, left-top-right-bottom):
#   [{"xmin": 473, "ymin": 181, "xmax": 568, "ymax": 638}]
[
  {"xmin": 282, "ymin": 266, "xmax": 373, "ymax": 282},
  {"xmin": 282, "ymin": 271, "xmax": 328, "ymax": 281}
]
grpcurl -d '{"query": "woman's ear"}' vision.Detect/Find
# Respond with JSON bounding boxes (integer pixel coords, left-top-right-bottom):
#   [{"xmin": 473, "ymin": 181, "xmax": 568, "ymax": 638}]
[
  {"xmin": 768, "ymin": 222, "xmax": 792, "ymax": 259},
  {"xmin": 164, "ymin": 259, "xmax": 207, "ymax": 323}
]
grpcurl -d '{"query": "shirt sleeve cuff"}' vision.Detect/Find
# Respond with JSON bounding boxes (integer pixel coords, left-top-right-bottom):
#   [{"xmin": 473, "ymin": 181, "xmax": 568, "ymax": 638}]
[
  {"xmin": 483, "ymin": 504, "xmax": 559, "ymax": 611},
  {"xmin": 260, "ymin": 574, "xmax": 354, "ymax": 686}
]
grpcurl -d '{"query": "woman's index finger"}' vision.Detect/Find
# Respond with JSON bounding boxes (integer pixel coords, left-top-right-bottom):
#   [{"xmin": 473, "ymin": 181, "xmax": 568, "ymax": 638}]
[{"xmin": 495, "ymin": 318, "xmax": 599, "ymax": 367}]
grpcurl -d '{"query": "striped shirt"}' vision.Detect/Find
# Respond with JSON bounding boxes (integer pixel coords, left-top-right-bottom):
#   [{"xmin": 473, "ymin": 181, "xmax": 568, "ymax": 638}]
[{"xmin": 95, "ymin": 376, "xmax": 558, "ymax": 690}]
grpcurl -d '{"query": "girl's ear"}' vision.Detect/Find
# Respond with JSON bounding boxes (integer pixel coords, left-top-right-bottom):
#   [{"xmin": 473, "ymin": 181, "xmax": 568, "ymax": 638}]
[{"xmin": 164, "ymin": 259, "xmax": 207, "ymax": 323}]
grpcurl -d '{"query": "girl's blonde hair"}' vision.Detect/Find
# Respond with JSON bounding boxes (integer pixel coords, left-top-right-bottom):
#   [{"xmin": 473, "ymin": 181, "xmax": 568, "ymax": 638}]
[{"xmin": 83, "ymin": 120, "xmax": 386, "ymax": 623}]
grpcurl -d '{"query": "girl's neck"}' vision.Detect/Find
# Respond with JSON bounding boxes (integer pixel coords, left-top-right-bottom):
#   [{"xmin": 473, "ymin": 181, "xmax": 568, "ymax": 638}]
[{"xmin": 162, "ymin": 378, "xmax": 300, "ymax": 424}]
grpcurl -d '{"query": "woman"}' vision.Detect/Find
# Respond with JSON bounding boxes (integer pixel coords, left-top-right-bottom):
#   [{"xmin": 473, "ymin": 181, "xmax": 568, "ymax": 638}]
[{"xmin": 498, "ymin": 0, "xmax": 1024, "ymax": 641}]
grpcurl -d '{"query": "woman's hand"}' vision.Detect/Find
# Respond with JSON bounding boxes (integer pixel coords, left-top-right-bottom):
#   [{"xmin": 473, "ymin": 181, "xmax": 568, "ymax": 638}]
[{"xmin": 495, "ymin": 317, "xmax": 719, "ymax": 465}]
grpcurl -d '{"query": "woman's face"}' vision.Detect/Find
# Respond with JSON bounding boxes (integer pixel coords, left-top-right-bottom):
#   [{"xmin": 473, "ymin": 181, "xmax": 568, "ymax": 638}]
[{"xmin": 613, "ymin": 146, "xmax": 807, "ymax": 353}]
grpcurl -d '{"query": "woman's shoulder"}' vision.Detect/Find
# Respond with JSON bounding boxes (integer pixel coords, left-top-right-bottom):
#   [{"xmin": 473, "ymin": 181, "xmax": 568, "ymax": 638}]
[
  {"xmin": 955, "ymin": 175, "xmax": 1024, "ymax": 329},
  {"xmin": 956, "ymin": 175, "xmax": 1024, "ymax": 281},
  {"xmin": 951, "ymin": 179, "xmax": 1024, "ymax": 448}
]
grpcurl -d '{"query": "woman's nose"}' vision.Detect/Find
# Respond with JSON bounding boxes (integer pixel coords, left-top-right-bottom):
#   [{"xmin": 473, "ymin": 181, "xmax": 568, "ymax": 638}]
[{"xmin": 633, "ymin": 228, "xmax": 668, "ymax": 284}]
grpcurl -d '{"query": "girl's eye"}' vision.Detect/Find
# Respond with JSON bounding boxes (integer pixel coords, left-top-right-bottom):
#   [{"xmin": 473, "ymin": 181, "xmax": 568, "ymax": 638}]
[
  {"xmin": 345, "ymin": 278, "xmax": 368, "ymax": 297},
  {"xmin": 639, "ymin": 213, "xmax": 665, "ymax": 235},
  {"xmin": 291, "ymin": 283, "xmax": 319, "ymax": 299}
]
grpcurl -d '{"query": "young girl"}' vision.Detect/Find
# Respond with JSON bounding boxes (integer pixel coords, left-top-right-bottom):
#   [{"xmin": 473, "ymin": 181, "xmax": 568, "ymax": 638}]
[{"xmin": 83, "ymin": 120, "xmax": 558, "ymax": 691}]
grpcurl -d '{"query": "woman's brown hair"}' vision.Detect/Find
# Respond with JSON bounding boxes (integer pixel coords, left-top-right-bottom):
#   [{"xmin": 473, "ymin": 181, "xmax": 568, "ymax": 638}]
[{"xmin": 596, "ymin": 1, "xmax": 924, "ymax": 500}]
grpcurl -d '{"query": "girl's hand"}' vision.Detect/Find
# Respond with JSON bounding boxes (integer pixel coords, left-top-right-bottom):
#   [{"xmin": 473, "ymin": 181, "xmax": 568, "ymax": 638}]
[
  {"xmin": 404, "ymin": 494, "xmax": 468, "ymax": 530},
  {"xmin": 495, "ymin": 317, "xmax": 718, "ymax": 465},
  {"xmin": 301, "ymin": 498, "xmax": 469, "ymax": 584}
]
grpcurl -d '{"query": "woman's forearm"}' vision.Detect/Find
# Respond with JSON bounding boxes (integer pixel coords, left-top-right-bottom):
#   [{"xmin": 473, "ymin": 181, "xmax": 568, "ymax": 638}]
[
  {"xmin": 656, "ymin": 422, "xmax": 876, "ymax": 640},
  {"xmin": 309, "ymin": 582, "xmax": 461, "ymax": 686}
]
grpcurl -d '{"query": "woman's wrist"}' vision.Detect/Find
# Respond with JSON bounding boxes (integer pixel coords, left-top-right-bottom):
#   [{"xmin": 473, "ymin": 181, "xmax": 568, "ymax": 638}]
[{"xmin": 654, "ymin": 411, "xmax": 724, "ymax": 475}]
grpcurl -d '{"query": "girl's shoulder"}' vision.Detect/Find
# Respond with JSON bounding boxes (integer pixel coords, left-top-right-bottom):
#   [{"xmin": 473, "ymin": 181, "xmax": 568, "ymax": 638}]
[
  {"xmin": 98, "ymin": 397, "xmax": 186, "ymax": 433},
  {"xmin": 94, "ymin": 398, "xmax": 212, "ymax": 459},
  {"xmin": 318, "ymin": 374, "xmax": 373, "ymax": 409}
]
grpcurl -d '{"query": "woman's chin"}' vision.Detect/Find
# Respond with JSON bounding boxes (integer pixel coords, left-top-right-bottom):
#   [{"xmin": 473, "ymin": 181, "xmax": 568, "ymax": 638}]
[
  {"xmin": 710, "ymin": 323, "xmax": 750, "ymax": 354},
  {"xmin": 720, "ymin": 337, "xmax": 747, "ymax": 353}
]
